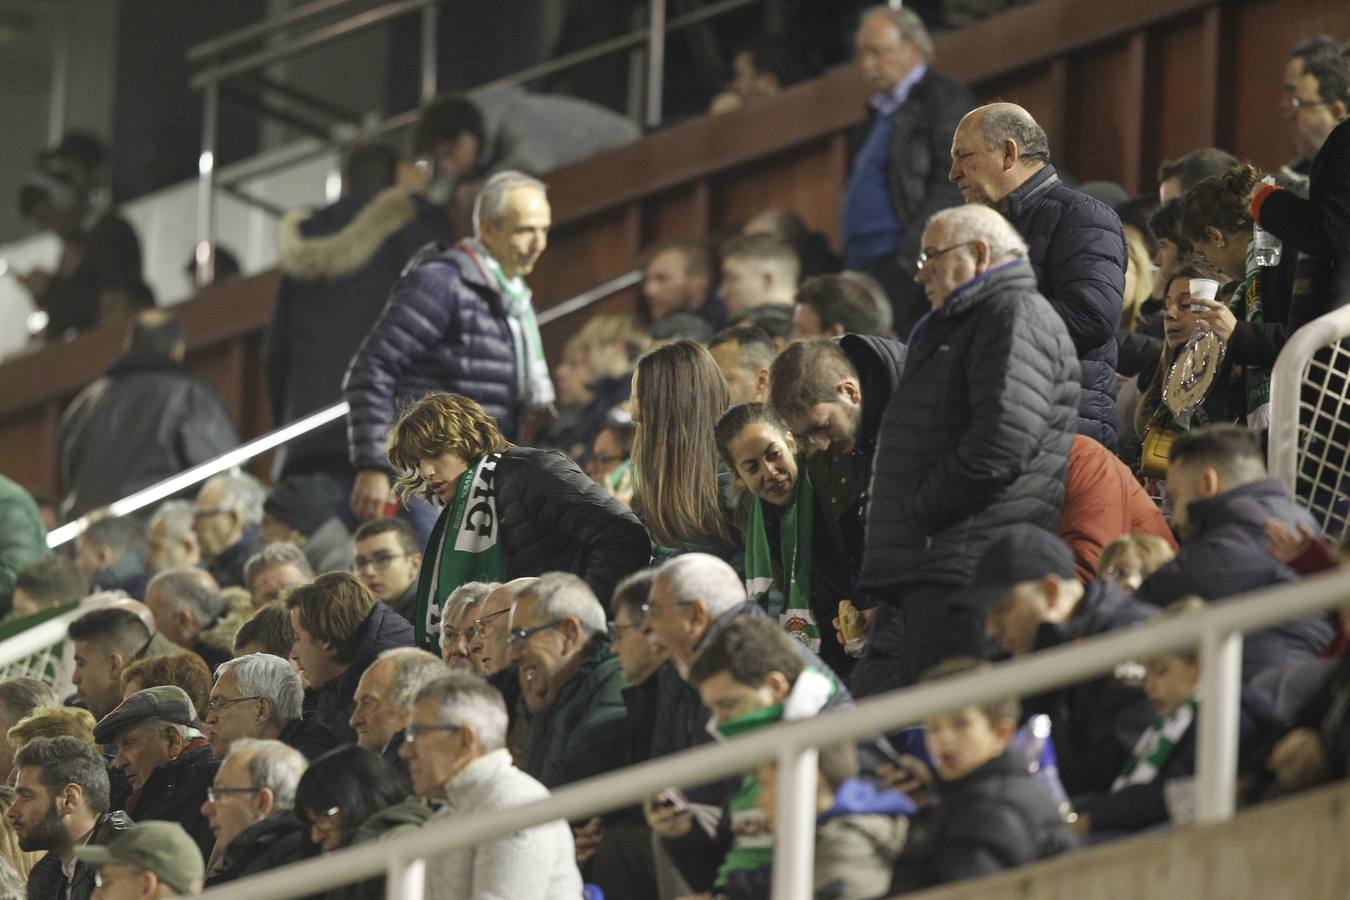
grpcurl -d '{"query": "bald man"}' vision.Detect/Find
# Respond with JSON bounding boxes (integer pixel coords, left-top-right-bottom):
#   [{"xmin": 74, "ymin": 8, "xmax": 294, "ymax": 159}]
[{"xmin": 949, "ymin": 102, "xmax": 1125, "ymax": 451}]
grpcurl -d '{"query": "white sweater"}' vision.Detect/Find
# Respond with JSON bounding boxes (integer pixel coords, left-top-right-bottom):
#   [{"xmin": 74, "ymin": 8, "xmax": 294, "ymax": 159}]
[{"xmin": 424, "ymin": 749, "xmax": 583, "ymax": 900}]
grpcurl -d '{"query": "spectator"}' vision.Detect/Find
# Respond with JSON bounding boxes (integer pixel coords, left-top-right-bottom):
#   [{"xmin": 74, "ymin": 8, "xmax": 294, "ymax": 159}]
[
  {"xmin": 402, "ymin": 673, "xmax": 583, "ymax": 898},
  {"xmin": 206, "ymin": 654, "xmax": 334, "ymax": 762},
  {"xmin": 260, "ymin": 476, "xmax": 354, "ymax": 576},
  {"xmin": 232, "ymin": 608, "xmax": 294, "ymax": 660},
  {"xmin": 707, "ymin": 326, "xmax": 776, "ymax": 406},
  {"xmin": 1261, "ymin": 630, "xmax": 1350, "ymax": 796},
  {"xmin": 351, "ymin": 519, "xmax": 422, "ymax": 625},
  {"xmin": 1059, "ymin": 435, "xmax": 1178, "ymax": 582},
  {"xmin": 385, "ymin": 392, "xmax": 649, "ymax": 650},
  {"xmin": 538, "ymin": 314, "xmax": 646, "ymax": 462},
  {"xmin": 1097, "ymin": 534, "xmax": 1177, "ymax": 592},
  {"xmin": 585, "ymin": 416, "xmax": 636, "ymax": 509},
  {"xmin": 511, "ymin": 574, "xmax": 627, "ymax": 788},
  {"xmin": 470, "ymin": 579, "xmax": 532, "ymax": 677},
  {"xmin": 1282, "ymin": 36, "xmax": 1343, "ymax": 175},
  {"xmin": 59, "ymin": 313, "xmax": 239, "ymax": 521},
  {"xmin": 709, "ymin": 39, "xmax": 789, "ymax": 115},
  {"xmin": 631, "ymin": 342, "xmax": 739, "ymax": 562},
  {"xmin": 791, "ymin": 274, "xmax": 892, "ymax": 340},
  {"xmin": 344, "ymin": 172, "xmax": 555, "ymax": 533},
  {"xmin": 890, "ymin": 658, "xmax": 1076, "ymax": 891},
  {"xmin": 639, "ymin": 240, "xmax": 723, "ymax": 329},
  {"xmin": 959, "ymin": 525, "xmax": 1158, "ymax": 796},
  {"xmin": 1114, "ymin": 200, "xmax": 1164, "ymax": 382},
  {"xmin": 0, "ymin": 679, "xmax": 61, "ymax": 784},
  {"xmin": 193, "ymin": 474, "xmax": 267, "ymax": 590},
  {"xmin": 267, "ymin": 141, "xmax": 449, "ymax": 486},
  {"xmin": 717, "ymin": 234, "xmax": 800, "ymax": 332},
  {"xmin": 862, "ymin": 205, "xmax": 1079, "ymax": 691},
  {"xmin": 609, "ymin": 571, "xmax": 668, "ymax": 768},
  {"xmin": 74, "ymin": 518, "xmax": 150, "ymax": 600},
  {"xmin": 743, "ymin": 209, "xmax": 841, "ymax": 281},
  {"xmin": 120, "ymin": 652, "xmax": 213, "ymax": 724},
  {"xmin": 68, "ymin": 608, "xmax": 179, "ymax": 720},
  {"xmin": 285, "ymin": 573, "xmax": 414, "ymax": 743},
  {"xmin": 0, "ymin": 476, "xmax": 50, "ymax": 619},
  {"xmin": 844, "ymin": 6, "xmax": 973, "ymax": 333},
  {"xmin": 439, "ymin": 582, "xmax": 498, "ymax": 670},
  {"xmin": 75, "ymin": 821, "xmax": 204, "ymax": 897},
  {"xmin": 0, "ymin": 785, "xmax": 39, "ymax": 882},
  {"xmin": 951, "ymin": 103, "xmax": 1125, "ymax": 449},
  {"xmin": 1157, "ymin": 147, "xmax": 1240, "ymax": 203},
  {"xmin": 10, "ymin": 557, "xmax": 84, "ymax": 619},
  {"xmin": 10, "ymin": 736, "xmax": 131, "ymax": 900},
  {"xmin": 94, "ymin": 686, "xmax": 218, "ymax": 859},
  {"xmin": 649, "ymin": 313, "xmax": 716, "ymax": 347},
  {"xmin": 146, "ymin": 502, "xmax": 199, "ymax": 574},
  {"xmin": 144, "ymin": 569, "xmax": 241, "ymax": 671},
  {"xmin": 201, "ymin": 739, "xmax": 312, "ymax": 886},
  {"xmin": 243, "ymin": 543, "xmax": 313, "ymax": 611},
  {"xmin": 1136, "ymin": 426, "xmax": 1335, "ymax": 680},
  {"xmin": 6, "ymin": 708, "xmax": 97, "ymax": 753},
  {"xmin": 350, "ymin": 648, "xmax": 447, "ymax": 777}
]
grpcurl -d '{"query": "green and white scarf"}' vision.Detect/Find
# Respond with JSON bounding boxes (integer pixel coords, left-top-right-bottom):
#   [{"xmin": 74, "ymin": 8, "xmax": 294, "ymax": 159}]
[
  {"xmin": 1112, "ymin": 697, "xmax": 1197, "ymax": 791},
  {"xmin": 743, "ymin": 458, "xmax": 820, "ymax": 651},
  {"xmin": 416, "ymin": 453, "xmax": 507, "ymax": 651},
  {"xmin": 461, "ymin": 238, "xmax": 555, "ymax": 411}
]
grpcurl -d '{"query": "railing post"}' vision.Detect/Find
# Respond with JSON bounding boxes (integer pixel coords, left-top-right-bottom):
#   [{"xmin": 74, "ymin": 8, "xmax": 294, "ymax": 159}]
[
  {"xmin": 1194, "ymin": 626, "xmax": 1243, "ymax": 824},
  {"xmin": 770, "ymin": 745, "xmax": 817, "ymax": 900},
  {"xmin": 420, "ymin": 1, "xmax": 439, "ymax": 103},
  {"xmin": 386, "ymin": 855, "xmax": 425, "ymax": 900},
  {"xmin": 644, "ymin": 0, "xmax": 666, "ymax": 129},
  {"xmin": 194, "ymin": 77, "xmax": 220, "ymax": 288}
]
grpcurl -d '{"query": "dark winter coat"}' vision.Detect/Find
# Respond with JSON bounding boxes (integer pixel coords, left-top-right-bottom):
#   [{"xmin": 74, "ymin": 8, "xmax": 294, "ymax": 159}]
[
  {"xmin": 278, "ymin": 714, "xmax": 341, "ymax": 761},
  {"xmin": 863, "ymin": 260, "xmax": 1080, "ymax": 591},
  {"xmin": 343, "ymin": 242, "xmax": 523, "ymax": 473},
  {"xmin": 207, "ymin": 528, "xmax": 263, "ymax": 591},
  {"xmin": 205, "ymin": 812, "xmax": 316, "ymax": 887},
  {"xmin": 309, "ymin": 601, "xmax": 415, "ymax": 743},
  {"xmin": 125, "ymin": 740, "xmax": 219, "ymax": 860},
  {"xmin": 59, "ymin": 350, "xmax": 239, "ymax": 520},
  {"xmin": 0, "ymin": 475, "xmax": 48, "ymax": 617},
  {"xmin": 1004, "ymin": 165, "xmax": 1126, "ymax": 449},
  {"xmin": 38, "ymin": 211, "xmax": 141, "ymax": 337},
  {"xmin": 520, "ymin": 636, "xmax": 628, "ymax": 789},
  {"xmin": 26, "ymin": 811, "xmax": 133, "ymax": 900}
]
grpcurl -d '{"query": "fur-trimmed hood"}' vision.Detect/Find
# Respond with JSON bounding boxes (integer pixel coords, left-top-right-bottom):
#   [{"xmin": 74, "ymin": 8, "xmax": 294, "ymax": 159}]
[
  {"xmin": 198, "ymin": 586, "xmax": 257, "ymax": 653},
  {"xmin": 278, "ymin": 186, "xmax": 420, "ymax": 281}
]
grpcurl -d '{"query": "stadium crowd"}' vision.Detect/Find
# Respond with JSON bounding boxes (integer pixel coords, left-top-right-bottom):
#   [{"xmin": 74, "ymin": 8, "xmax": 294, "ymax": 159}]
[{"xmin": 0, "ymin": 5, "xmax": 1347, "ymax": 900}]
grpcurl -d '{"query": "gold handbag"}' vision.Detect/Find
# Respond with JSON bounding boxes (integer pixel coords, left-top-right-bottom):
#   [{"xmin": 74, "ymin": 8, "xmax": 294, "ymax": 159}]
[{"xmin": 1140, "ymin": 425, "xmax": 1179, "ymax": 478}]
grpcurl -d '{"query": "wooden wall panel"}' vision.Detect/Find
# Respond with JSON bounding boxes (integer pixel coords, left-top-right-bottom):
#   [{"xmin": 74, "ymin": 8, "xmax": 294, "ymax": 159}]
[
  {"xmin": 711, "ymin": 142, "xmax": 839, "ymax": 238},
  {"xmin": 1064, "ymin": 39, "xmax": 1136, "ymax": 185},
  {"xmin": 0, "ymin": 406, "xmax": 58, "ymax": 499},
  {"xmin": 642, "ymin": 184, "xmax": 705, "ymax": 247},
  {"xmin": 1153, "ymin": 13, "xmax": 1213, "ymax": 176},
  {"xmin": 975, "ymin": 67, "xmax": 1057, "ymax": 150}
]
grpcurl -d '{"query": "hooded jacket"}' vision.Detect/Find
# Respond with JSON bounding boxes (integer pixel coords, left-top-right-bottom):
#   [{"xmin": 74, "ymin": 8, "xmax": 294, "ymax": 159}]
[
  {"xmin": 519, "ymin": 635, "xmax": 628, "ymax": 789},
  {"xmin": 27, "ymin": 810, "xmax": 133, "ymax": 900},
  {"xmin": 1003, "ymin": 165, "xmax": 1126, "ymax": 450},
  {"xmin": 125, "ymin": 740, "xmax": 219, "ymax": 861},
  {"xmin": 309, "ymin": 602, "xmax": 415, "ymax": 743},
  {"xmin": 205, "ymin": 811, "xmax": 316, "ymax": 887}
]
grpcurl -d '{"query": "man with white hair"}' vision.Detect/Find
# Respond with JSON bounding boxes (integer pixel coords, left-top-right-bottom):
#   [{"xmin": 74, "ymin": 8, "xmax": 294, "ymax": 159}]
[
  {"xmin": 858, "ymin": 205, "xmax": 1080, "ymax": 694},
  {"xmin": 193, "ymin": 473, "xmax": 267, "ymax": 589},
  {"xmin": 202, "ymin": 739, "xmax": 312, "ymax": 886},
  {"xmin": 402, "ymin": 672, "xmax": 582, "ymax": 899},
  {"xmin": 205, "ymin": 653, "xmax": 337, "ymax": 761},
  {"xmin": 509, "ymin": 573, "xmax": 627, "ymax": 788},
  {"xmin": 344, "ymin": 171, "xmax": 554, "ymax": 526},
  {"xmin": 350, "ymin": 647, "xmax": 447, "ymax": 775},
  {"xmin": 144, "ymin": 568, "xmax": 234, "ymax": 670},
  {"xmin": 146, "ymin": 500, "xmax": 199, "ymax": 573}
]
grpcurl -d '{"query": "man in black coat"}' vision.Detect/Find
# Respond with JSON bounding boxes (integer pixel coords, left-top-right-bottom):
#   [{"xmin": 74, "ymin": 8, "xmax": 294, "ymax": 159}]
[
  {"xmin": 950, "ymin": 102, "xmax": 1126, "ymax": 450},
  {"xmin": 202, "ymin": 739, "xmax": 314, "ymax": 886},
  {"xmin": 861, "ymin": 206, "xmax": 1080, "ymax": 693},
  {"xmin": 844, "ymin": 7, "xmax": 974, "ymax": 338}
]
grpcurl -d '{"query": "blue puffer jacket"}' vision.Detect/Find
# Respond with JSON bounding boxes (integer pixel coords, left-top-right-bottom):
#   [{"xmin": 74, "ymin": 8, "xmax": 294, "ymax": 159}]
[
  {"xmin": 1004, "ymin": 166, "xmax": 1126, "ymax": 450},
  {"xmin": 343, "ymin": 242, "xmax": 521, "ymax": 472}
]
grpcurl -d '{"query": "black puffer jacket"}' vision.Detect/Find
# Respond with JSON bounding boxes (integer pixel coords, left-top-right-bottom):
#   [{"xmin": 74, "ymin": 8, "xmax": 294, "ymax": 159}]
[
  {"xmin": 863, "ymin": 260, "xmax": 1080, "ymax": 590},
  {"xmin": 205, "ymin": 811, "xmax": 317, "ymax": 887},
  {"xmin": 310, "ymin": 601, "xmax": 415, "ymax": 743},
  {"xmin": 126, "ymin": 740, "xmax": 219, "ymax": 861},
  {"xmin": 343, "ymin": 242, "xmax": 522, "ymax": 472},
  {"xmin": 1004, "ymin": 165, "xmax": 1126, "ymax": 450},
  {"xmin": 27, "ymin": 810, "xmax": 133, "ymax": 900}
]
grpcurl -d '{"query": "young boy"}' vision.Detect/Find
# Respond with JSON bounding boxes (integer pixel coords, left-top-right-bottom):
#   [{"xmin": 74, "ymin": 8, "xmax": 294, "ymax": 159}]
[{"xmin": 890, "ymin": 658, "xmax": 1077, "ymax": 892}]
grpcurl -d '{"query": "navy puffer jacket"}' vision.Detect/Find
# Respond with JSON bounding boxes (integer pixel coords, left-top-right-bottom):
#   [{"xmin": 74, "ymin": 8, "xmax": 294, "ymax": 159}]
[
  {"xmin": 343, "ymin": 242, "xmax": 521, "ymax": 472},
  {"xmin": 1004, "ymin": 165, "xmax": 1126, "ymax": 450}
]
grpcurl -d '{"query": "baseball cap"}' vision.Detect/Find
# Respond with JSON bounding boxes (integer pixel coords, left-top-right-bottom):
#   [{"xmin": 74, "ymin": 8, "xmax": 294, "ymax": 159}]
[
  {"xmin": 949, "ymin": 525, "xmax": 1077, "ymax": 613},
  {"xmin": 93, "ymin": 686, "xmax": 196, "ymax": 745},
  {"xmin": 75, "ymin": 821, "xmax": 204, "ymax": 894}
]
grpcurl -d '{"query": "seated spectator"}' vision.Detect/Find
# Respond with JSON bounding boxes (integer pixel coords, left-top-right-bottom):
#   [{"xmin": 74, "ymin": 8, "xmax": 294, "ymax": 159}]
[
  {"xmin": 1138, "ymin": 426, "xmax": 1335, "ymax": 679},
  {"xmin": 204, "ymin": 654, "xmax": 331, "ymax": 761},
  {"xmin": 959, "ymin": 525, "xmax": 1158, "ymax": 795},
  {"xmin": 232, "ymin": 607, "xmax": 294, "ymax": 660},
  {"xmin": 94, "ymin": 686, "xmax": 218, "ymax": 858},
  {"xmin": 707, "ymin": 326, "xmax": 777, "ymax": 405},
  {"xmin": 193, "ymin": 474, "xmax": 267, "ymax": 590},
  {"xmin": 1060, "ymin": 435, "xmax": 1177, "ymax": 582},
  {"xmin": 59, "ymin": 312, "xmax": 238, "ymax": 521},
  {"xmin": 0, "ymin": 475, "xmax": 51, "ymax": 618},
  {"xmin": 120, "ymin": 652, "xmax": 213, "ymax": 724},
  {"xmin": 639, "ymin": 240, "xmax": 723, "ymax": 328},
  {"xmin": 68, "ymin": 608, "xmax": 180, "ymax": 719},
  {"xmin": 11, "ymin": 557, "xmax": 84, "ymax": 619},
  {"xmin": 352, "ymin": 519, "xmax": 422, "ymax": 625},
  {"xmin": 384, "ymin": 392, "xmax": 650, "ymax": 651},
  {"xmin": 585, "ymin": 415, "xmax": 636, "ymax": 509},
  {"xmin": 144, "ymin": 569, "xmax": 242, "ymax": 671},
  {"xmin": 539, "ymin": 314, "xmax": 646, "ymax": 462},
  {"xmin": 709, "ymin": 39, "xmax": 788, "ymax": 115},
  {"xmin": 75, "ymin": 517, "xmax": 150, "ymax": 600},
  {"xmin": 243, "ymin": 543, "xmax": 313, "ymax": 610},
  {"xmin": 792, "ymin": 274, "xmax": 892, "ymax": 340},
  {"xmin": 11, "ymin": 736, "xmax": 132, "ymax": 900},
  {"xmin": 718, "ymin": 234, "xmax": 800, "ymax": 340},
  {"xmin": 260, "ymin": 475, "xmax": 354, "ymax": 576},
  {"xmin": 1097, "ymin": 534, "xmax": 1177, "ymax": 592},
  {"xmin": 0, "ymin": 679, "xmax": 61, "ymax": 783},
  {"xmin": 1157, "ymin": 147, "xmax": 1240, "ymax": 203},
  {"xmin": 402, "ymin": 673, "xmax": 583, "ymax": 897},
  {"xmin": 1260, "ymin": 624, "xmax": 1350, "ymax": 796},
  {"xmin": 890, "ymin": 658, "xmax": 1076, "ymax": 891},
  {"xmin": 351, "ymin": 648, "xmax": 447, "ymax": 777},
  {"xmin": 473, "ymin": 579, "xmax": 533, "ymax": 677},
  {"xmin": 511, "ymin": 574, "xmax": 627, "ymax": 788},
  {"xmin": 743, "ymin": 208, "xmax": 841, "ymax": 280},
  {"xmin": 202, "ymin": 739, "xmax": 312, "ymax": 886},
  {"xmin": 285, "ymin": 573, "xmax": 414, "ymax": 743},
  {"xmin": 0, "ymin": 784, "xmax": 39, "ymax": 882},
  {"xmin": 146, "ymin": 501, "xmax": 200, "ymax": 574},
  {"xmin": 439, "ymin": 582, "xmax": 497, "ymax": 670},
  {"xmin": 76, "ymin": 820, "xmax": 204, "ymax": 898},
  {"xmin": 7, "ymin": 707, "xmax": 97, "ymax": 753}
]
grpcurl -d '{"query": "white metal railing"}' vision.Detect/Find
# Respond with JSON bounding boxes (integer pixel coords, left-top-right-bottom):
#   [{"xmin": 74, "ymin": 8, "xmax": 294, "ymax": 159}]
[
  {"xmin": 0, "ymin": 604, "xmax": 113, "ymax": 696},
  {"xmin": 194, "ymin": 568, "xmax": 1350, "ymax": 900},
  {"xmin": 1269, "ymin": 304, "xmax": 1350, "ymax": 545}
]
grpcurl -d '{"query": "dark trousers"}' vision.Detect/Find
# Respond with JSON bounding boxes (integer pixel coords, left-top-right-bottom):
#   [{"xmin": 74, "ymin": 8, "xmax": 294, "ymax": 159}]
[{"xmin": 849, "ymin": 582, "xmax": 982, "ymax": 697}]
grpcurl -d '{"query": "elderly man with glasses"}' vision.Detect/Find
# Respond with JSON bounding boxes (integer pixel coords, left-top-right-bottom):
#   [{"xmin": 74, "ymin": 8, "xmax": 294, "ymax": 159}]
[
  {"xmin": 349, "ymin": 647, "xmax": 447, "ymax": 781},
  {"xmin": 201, "ymin": 739, "xmax": 311, "ymax": 886},
  {"xmin": 204, "ymin": 654, "xmax": 337, "ymax": 762}
]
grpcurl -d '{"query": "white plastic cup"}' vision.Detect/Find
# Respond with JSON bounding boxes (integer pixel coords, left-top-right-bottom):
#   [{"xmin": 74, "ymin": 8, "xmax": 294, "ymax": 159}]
[{"xmin": 1188, "ymin": 278, "xmax": 1219, "ymax": 312}]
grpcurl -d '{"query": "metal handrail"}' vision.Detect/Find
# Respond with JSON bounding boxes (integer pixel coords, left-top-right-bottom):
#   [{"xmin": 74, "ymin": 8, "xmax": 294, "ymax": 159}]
[
  {"xmin": 195, "ymin": 568, "xmax": 1350, "ymax": 900},
  {"xmin": 1268, "ymin": 304, "xmax": 1350, "ymax": 493},
  {"xmin": 187, "ymin": 0, "xmax": 365, "ymax": 62},
  {"xmin": 45, "ymin": 269, "xmax": 642, "ymax": 551}
]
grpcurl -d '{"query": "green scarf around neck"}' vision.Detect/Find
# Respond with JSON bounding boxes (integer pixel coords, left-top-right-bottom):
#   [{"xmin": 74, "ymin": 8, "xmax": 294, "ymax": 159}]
[{"xmin": 743, "ymin": 458, "xmax": 820, "ymax": 651}]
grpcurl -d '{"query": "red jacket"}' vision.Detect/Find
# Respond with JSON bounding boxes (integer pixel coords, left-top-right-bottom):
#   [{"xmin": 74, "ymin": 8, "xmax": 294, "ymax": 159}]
[{"xmin": 1059, "ymin": 435, "xmax": 1178, "ymax": 582}]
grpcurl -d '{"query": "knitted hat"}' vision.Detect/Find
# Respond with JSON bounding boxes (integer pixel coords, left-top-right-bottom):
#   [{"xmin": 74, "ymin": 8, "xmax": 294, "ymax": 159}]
[{"xmin": 263, "ymin": 475, "xmax": 341, "ymax": 537}]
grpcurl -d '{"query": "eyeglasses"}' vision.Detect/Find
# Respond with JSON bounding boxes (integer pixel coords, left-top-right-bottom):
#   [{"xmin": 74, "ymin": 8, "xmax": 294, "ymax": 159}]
[
  {"xmin": 445, "ymin": 606, "xmax": 511, "ymax": 643},
  {"xmin": 207, "ymin": 785, "xmax": 260, "ymax": 803},
  {"xmin": 403, "ymin": 724, "xmax": 462, "ymax": 744},
  {"xmin": 508, "ymin": 620, "xmax": 561, "ymax": 649},
  {"xmin": 1288, "ymin": 96, "xmax": 1328, "ymax": 110},
  {"xmin": 606, "ymin": 620, "xmax": 640, "ymax": 642},
  {"xmin": 916, "ymin": 241, "xmax": 978, "ymax": 271},
  {"xmin": 637, "ymin": 599, "xmax": 692, "ymax": 623},
  {"xmin": 353, "ymin": 551, "xmax": 410, "ymax": 572},
  {"xmin": 206, "ymin": 695, "xmax": 263, "ymax": 715}
]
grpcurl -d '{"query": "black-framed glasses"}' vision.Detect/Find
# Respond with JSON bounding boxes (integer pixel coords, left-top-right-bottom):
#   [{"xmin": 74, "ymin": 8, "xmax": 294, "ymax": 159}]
[
  {"xmin": 403, "ymin": 724, "xmax": 462, "ymax": 744},
  {"xmin": 508, "ymin": 620, "xmax": 561, "ymax": 649},
  {"xmin": 353, "ymin": 551, "xmax": 410, "ymax": 572},
  {"xmin": 206, "ymin": 695, "xmax": 263, "ymax": 715},
  {"xmin": 916, "ymin": 241, "xmax": 978, "ymax": 271},
  {"xmin": 207, "ymin": 785, "xmax": 261, "ymax": 803},
  {"xmin": 606, "ymin": 620, "xmax": 640, "ymax": 642}
]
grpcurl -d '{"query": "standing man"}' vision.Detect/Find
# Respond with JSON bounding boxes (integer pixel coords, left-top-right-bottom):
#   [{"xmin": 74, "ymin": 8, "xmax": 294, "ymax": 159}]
[
  {"xmin": 344, "ymin": 171, "xmax": 554, "ymax": 532},
  {"xmin": 950, "ymin": 102, "xmax": 1125, "ymax": 450},
  {"xmin": 845, "ymin": 6, "xmax": 973, "ymax": 336},
  {"xmin": 860, "ymin": 206, "xmax": 1079, "ymax": 694}
]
